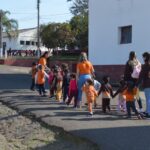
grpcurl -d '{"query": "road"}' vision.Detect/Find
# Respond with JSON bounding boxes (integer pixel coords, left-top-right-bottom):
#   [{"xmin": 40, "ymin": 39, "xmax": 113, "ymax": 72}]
[{"xmin": 0, "ymin": 65, "xmax": 150, "ymax": 150}]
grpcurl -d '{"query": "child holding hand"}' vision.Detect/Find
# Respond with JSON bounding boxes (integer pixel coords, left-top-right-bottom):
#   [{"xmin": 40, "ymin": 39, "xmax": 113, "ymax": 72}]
[
  {"xmin": 66, "ymin": 73, "xmax": 78, "ymax": 108},
  {"xmin": 123, "ymin": 82, "xmax": 142, "ymax": 119},
  {"xmin": 98, "ymin": 76, "xmax": 113, "ymax": 113},
  {"xmin": 113, "ymin": 79, "xmax": 127, "ymax": 112},
  {"xmin": 82, "ymin": 79, "xmax": 98, "ymax": 116}
]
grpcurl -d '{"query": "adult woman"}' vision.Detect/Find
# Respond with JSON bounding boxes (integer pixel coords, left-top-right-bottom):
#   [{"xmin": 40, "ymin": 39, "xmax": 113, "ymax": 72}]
[
  {"xmin": 38, "ymin": 51, "xmax": 49, "ymax": 70},
  {"xmin": 124, "ymin": 51, "xmax": 142, "ymax": 111},
  {"xmin": 76, "ymin": 52, "xmax": 95, "ymax": 107},
  {"xmin": 138, "ymin": 52, "xmax": 150, "ymax": 117},
  {"xmin": 124, "ymin": 51, "xmax": 141, "ymax": 82}
]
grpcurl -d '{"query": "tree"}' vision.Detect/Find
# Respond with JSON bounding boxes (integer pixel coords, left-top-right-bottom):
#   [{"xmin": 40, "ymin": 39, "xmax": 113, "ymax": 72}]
[
  {"xmin": 67, "ymin": 0, "xmax": 88, "ymax": 50},
  {"xmin": 56, "ymin": 23, "xmax": 75, "ymax": 48},
  {"xmin": 40, "ymin": 23, "xmax": 74, "ymax": 49},
  {"xmin": 67, "ymin": 0, "xmax": 88, "ymax": 16},
  {"xmin": 70, "ymin": 15, "xmax": 88, "ymax": 50},
  {"xmin": 1, "ymin": 10, "xmax": 18, "ymax": 38},
  {"xmin": 40, "ymin": 23, "xmax": 59, "ymax": 49}
]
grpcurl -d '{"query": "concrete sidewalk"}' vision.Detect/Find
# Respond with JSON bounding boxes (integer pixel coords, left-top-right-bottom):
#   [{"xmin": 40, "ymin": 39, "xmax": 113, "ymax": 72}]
[{"xmin": 0, "ymin": 65, "xmax": 150, "ymax": 150}]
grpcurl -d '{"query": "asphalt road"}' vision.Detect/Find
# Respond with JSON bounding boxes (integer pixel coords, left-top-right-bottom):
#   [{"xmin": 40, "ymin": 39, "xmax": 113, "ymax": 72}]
[{"xmin": 0, "ymin": 65, "xmax": 150, "ymax": 150}]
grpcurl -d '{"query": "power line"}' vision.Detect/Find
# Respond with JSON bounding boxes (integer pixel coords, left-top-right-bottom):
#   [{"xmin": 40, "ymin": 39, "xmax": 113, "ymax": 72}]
[{"xmin": 11, "ymin": 12, "xmax": 71, "ymax": 16}]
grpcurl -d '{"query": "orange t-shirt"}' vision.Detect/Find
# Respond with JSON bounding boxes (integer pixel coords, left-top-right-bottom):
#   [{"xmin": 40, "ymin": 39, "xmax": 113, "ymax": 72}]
[
  {"xmin": 77, "ymin": 61, "xmax": 94, "ymax": 75},
  {"xmin": 123, "ymin": 88, "xmax": 137, "ymax": 102},
  {"xmin": 39, "ymin": 57, "xmax": 47, "ymax": 68},
  {"xmin": 37, "ymin": 70, "xmax": 45, "ymax": 84},
  {"xmin": 82, "ymin": 85, "xmax": 97, "ymax": 102}
]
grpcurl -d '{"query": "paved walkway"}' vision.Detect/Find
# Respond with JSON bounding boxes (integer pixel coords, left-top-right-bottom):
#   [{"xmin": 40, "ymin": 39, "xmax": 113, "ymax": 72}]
[{"xmin": 0, "ymin": 65, "xmax": 150, "ymax": 150}]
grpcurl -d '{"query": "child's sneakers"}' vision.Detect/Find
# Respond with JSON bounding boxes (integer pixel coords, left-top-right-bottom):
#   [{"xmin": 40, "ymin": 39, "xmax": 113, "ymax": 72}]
[
  {"xmin": 88, "ymin": 112, "xmax": 93, "ymax": 117},
  {"xmin": 138, "ymin": 108, "xmax": 144, "ymax": 113},
  {"xmin": 137, "ymin": 114, "xmax": 143, "ymax": 120}
]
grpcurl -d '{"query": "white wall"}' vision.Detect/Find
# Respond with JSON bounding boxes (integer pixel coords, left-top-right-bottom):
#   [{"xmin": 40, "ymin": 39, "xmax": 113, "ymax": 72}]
[
  {"xmin": 3, "ymin": 37, "xmax": 18, "ymax": 50},
  {"xmin": 89, "ymin": 0, "xmax": 150, "ymax": 65},
  {"xmin": 2, "ymin": 28, "xmax": 47, "ymax": 51}
]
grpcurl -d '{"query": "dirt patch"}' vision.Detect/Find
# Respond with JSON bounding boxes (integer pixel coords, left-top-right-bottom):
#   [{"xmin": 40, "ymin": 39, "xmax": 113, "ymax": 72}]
[{"xmin": 0, "ymin": 102, "xmax": 99, "ymax": 150}]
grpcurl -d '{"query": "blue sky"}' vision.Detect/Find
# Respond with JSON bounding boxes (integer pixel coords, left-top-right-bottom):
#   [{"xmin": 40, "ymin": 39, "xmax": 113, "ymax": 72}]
[{"xmin": 1, "ymin": 0, "xmax": 73, "ymax": 29}]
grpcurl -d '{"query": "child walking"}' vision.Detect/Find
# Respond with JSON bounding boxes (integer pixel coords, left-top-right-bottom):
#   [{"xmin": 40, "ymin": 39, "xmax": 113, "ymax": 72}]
[
  {"xmin": 55, "ymin": 70, "xmax": 63, "ymax": 102},
  {"xmin": 98, "ymin": 76, "xmax": 113, "ymax": 113},
  {"xmin": 82, "ymin": 79, "xmax": 97, "ymax": 116},
  {"xmin": 62, "ymin": 69, "xmax": 70, "ymax": 103},
  {"xmin": 30, "ymin": 62, "xmax": 37, "ymax": 91},
  {"xmin": 48, "ymin": 67, "xmax": 54, "ymax": 98},
  {"xmin": 113, "ymin": 79, "xmax": 127, "ymax": 112},
  {"xmin": 123, "ymin": 82, "xmax": 142, "ymax": 119},
  {"xmin": 66, "ymin": 73, "xmax": 78, "ymax": 107},
  {"xmin": 37, "ymin": 65, "xmax": 47, "ymax": 96}
]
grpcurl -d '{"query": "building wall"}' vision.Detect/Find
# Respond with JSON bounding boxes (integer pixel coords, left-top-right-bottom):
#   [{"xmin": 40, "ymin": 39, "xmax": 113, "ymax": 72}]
[
  {"xmin": 2, "ymin": 28, "xmax": 47, "ymax": 51},
  {"xmin": 89, "ymin": 0, "xmax": 150, "ymax": 65},
  {"xmin": 3, "ymin": 37, "xmax": 18, "ymax": 50}
]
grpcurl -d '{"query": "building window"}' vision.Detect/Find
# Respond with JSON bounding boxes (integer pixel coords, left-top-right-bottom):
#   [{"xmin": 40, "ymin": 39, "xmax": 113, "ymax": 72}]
[
  {"xmin": 20, "ymin": 41, "xmax": 25, "ymax": 45},
  {"xmin": 119, "ymin": 25, "xmax": 132, "ymax": 44},
  {"xmin": 26, "ymin": 41, "xmax": 30, "ymax": 45},
  {"xmin": 31, "ymin": 41, "xmax": 35, "ymax": 45}
]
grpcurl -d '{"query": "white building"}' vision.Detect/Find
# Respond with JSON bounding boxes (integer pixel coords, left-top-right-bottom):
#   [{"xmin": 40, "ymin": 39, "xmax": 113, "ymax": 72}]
[
  {"xmin": 2, "ymin": 28, "xmax": 48, "ymax": 53},
  {"xmin": 89, "ymin": 0, "xmax": 150, "ymax": 65},
  {"xmin": 89, "ymin": 0, "xmax": 150, "ymax": 80}
]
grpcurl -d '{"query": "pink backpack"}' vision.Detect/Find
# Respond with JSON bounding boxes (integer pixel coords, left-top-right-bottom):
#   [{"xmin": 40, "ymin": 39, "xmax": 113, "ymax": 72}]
[{"xmin": 131, "ymin": 61, "xmax": 141, "ymax": 79}]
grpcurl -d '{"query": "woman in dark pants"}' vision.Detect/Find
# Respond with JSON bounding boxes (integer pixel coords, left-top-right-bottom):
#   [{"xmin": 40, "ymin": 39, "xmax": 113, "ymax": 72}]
[{"xmin": 124, "ymin": 51, "xmax": 143, "ymax": 111}]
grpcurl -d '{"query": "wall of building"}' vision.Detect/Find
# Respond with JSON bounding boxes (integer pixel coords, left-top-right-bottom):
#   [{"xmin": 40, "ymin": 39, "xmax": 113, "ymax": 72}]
[
  {"xmin": 2, "ymin": 28, "xmax": 47, "ymax": 51},
  {"xmin": 89, "ymin": 0, "xmax": 150, "ymax": 65}
]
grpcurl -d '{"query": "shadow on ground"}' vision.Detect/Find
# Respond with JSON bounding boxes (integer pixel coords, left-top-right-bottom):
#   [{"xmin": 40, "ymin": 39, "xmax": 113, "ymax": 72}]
[{"xmin": 71, "ymin": 126, "xmax": 150, "ymax": 150}]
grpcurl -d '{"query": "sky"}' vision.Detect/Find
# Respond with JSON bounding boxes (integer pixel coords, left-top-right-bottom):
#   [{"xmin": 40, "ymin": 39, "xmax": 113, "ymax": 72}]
[{"xmin": 1, "ymin": 0, "xmax": 73, "ymax": 29}]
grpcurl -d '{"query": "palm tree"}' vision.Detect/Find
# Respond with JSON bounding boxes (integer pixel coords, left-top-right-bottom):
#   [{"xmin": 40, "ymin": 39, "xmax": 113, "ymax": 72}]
[
  {"xmin": 0, "ymin": 10, "xmax": 18, "ymax": 57},
  {"xmin": 1, "ymin": 10, "xmax": 18, "ymax": 37}
]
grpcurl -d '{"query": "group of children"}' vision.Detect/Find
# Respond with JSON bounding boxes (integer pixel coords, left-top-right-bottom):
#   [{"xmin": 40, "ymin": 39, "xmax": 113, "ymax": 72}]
[{"xmin": 30, "ymin": 62, "xmax": 144, "ymax": 119}]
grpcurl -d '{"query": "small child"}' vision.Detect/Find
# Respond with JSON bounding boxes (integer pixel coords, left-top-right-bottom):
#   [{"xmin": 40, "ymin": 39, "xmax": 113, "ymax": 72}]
[
  {"xmin": 98, "ymin": 76, "xmax": 113, "ymax": 113},
  {"xmin": 55, "ymin": 70, "xmax": 63, "ymax": 102},
  {"xmin": 48, "ymin": 68, "xmax": 54, "ymax": 98},
  {"xmin": 66, "ymin": 73, "xmax": 78, "ymax": 107},
  {"xmin": 113, "ymin": 79, "xmax": 127, "ymax": 112},
  {"xmin": 82, "ymin": 79, "xmax": 97, "ymax": 116},
  {"xmin": 62, "ymin": 69, "xmax": 70, "ymax": 103},
  {"xmin": 37, "ymin": 65, "xmax": 47, "ymax": 96},
  {"xmin": 30, "ymin": 62, "xmax": 37, "ymax": 91},
  {"xmin": 122, "ymin": 82, "xmax": 142, "ymax": 119}
]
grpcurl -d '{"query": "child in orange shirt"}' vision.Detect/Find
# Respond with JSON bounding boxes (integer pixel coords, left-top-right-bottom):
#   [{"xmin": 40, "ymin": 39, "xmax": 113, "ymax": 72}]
[
  {"xmin": 82, "ymin": 79, "xmax": 97, "ymax": 116},
  {"xmin": 123, "ymin": 82, "xmax": 142, "ymax": 119},
  {"xmin": 30, "ymin": 62, "xmax": 37, "ymax": 91},
  {"xmin": 37, "ymin": 65, "xmax": 47, "ymax": 96}
]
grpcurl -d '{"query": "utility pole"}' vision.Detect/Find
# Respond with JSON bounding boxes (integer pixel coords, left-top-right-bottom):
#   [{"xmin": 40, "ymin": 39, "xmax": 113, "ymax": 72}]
[
  {"xmin": 37, "ymin": 0, "xmax": 40, "ymax": 57},
  {"xmin": 0, "ymin": 10, "xmax": 3, "ymax": 58}
]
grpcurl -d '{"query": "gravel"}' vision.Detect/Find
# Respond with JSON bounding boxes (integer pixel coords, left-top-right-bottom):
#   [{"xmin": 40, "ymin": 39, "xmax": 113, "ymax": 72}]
[{"xmin": 0, "ymin": 102, "xmax": 99, "ymax": 150}]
